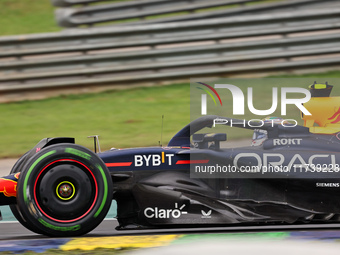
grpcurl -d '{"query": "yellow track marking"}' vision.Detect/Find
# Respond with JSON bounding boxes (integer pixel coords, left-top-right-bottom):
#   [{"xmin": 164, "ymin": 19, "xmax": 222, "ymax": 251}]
[{"xmin": 61, "ymin": 235, "xmax": 181, "ymax": 251}]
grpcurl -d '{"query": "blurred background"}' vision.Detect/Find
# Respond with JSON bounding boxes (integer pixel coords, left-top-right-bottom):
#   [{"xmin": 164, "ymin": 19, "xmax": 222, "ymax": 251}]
[
  {"xmin": 3, "ymin": 2, "xmax": 340, "ymax": 251},
  {"xmin": 1, "ymin": 0, "xmax": 340, "ymax": 158}
]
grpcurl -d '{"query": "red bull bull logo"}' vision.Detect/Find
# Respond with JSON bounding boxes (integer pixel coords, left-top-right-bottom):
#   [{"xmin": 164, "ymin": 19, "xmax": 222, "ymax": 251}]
[
  {"xmin": 328, "ymin": 107, "xmax": 340, "ymax": 124},
  {"xmin": 0, "ymin": 173, "xmax": 20, "ymax": 197}
]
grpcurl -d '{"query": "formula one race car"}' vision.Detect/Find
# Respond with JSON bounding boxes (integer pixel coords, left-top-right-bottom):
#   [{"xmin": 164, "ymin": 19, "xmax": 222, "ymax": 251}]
[{"xmin": 1, "ymin": 83, "xmax": 340, "ymax": 237}]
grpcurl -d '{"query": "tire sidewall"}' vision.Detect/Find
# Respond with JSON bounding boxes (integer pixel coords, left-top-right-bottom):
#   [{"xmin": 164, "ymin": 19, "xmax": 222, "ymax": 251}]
[
  {"xmin": 17, "ymin": 143, "xmax": 112, "ymax": 237},
  {"xmin": 10, "ymin": 151, "xmax": 44, "ymax": 234}
]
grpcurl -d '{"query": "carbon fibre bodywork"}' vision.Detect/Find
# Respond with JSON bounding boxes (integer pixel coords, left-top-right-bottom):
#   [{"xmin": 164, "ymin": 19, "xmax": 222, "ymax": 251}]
[
  {"xmin": 98, "ymin": 115, "xmax": 340, "ymax": 229},
  {"xmin": 2, "ymin": 115, "xmax": 340, "ymax": 233}
]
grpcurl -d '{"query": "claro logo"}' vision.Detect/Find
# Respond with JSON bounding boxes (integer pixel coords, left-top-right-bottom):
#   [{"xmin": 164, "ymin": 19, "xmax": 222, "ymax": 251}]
[{"xmin": 144, "ymin": 203, "xmax": 188, "ymax": 219}]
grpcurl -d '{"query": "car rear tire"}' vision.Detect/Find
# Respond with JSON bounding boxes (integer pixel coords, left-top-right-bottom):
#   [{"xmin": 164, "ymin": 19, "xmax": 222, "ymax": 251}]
[{"xmin": 16, "ymin": 144, "xmax": 113, "ymax": 237}]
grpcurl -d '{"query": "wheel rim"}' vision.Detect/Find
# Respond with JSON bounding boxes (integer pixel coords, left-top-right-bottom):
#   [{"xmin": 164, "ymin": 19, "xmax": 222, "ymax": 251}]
[
  {"xmin": 33, "ymin": 159, "xmax": 99, "ymax": 223},
  {"xmin": 56, "ymin": 181, "xmax": 75, "ymax": 201}
]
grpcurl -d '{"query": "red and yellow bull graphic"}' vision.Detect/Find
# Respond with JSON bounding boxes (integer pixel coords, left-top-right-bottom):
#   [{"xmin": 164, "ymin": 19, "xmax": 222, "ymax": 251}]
[
  {"xmin": 302, "ymin": 83, "xmax": 340, "ymax": 134},
  {"xmin": 0, "ymin": 173, "xmax": 19, "ymax": 198}
]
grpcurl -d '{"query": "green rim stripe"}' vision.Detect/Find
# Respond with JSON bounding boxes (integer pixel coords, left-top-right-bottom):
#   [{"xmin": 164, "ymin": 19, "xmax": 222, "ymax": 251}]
[
  {"xmin": 23, "ymin": 150, "xmax": 56, "ymax": 203},
  {"xmin": 94, "ymin": 164, "xmax": 108, "ymax": 218}
]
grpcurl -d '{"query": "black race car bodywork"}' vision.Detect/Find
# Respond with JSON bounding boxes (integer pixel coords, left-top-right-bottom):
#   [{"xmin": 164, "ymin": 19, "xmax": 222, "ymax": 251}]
[
  {"xmin": 1, "ymin": 84, "xmax": 340, "ymax": 237},
  {"xmin": 103, "ymin": 115, "xmax": 340, "ymax": 229}
]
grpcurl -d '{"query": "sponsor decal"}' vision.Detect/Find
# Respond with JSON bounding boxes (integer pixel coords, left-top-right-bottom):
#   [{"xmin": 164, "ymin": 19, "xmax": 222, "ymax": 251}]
[
  {"xmin": 144, "ymin": 203, "xmax": 187, "ymax": 219},
  {"xmin": 316, "ymin": 183, "xmax": 340, "ymax": 188},
  {"xmin": 0, "ymin": 177, "xmax": 18, "ymax": 197},
  {"xmin": 328, "ymin": 107, "xmax": 340, "ymax": 124},
  {"xmin": 273, "ymin": 138, "xmax": 302, "ymax": 146},
  {"xmin": 201, "ymin": 210, "xmax": 212, "ymax": 219},
  {"xmin": 233, "ymin": 153, "xmax": 337, "ymax": 172},
  {"xmin": 135, "ymin": 153, "xmax": 174, "ymax": 167}
]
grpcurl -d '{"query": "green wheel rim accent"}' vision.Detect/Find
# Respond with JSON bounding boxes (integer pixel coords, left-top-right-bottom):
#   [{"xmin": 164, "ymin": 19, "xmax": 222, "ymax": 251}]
[
  {"xmin": 56, "ymin": 181, "xmax": 75, "ymax": 201},
  {"xmin": 94, "ymin": 164, "xmax": 108, "ymax": 218},
  {"xmin": 23, "ymin": 150, "xmax": 56, "ymax": 203}
]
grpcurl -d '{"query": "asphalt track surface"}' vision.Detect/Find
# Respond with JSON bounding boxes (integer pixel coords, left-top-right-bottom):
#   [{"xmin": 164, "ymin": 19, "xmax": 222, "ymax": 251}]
[
  {"xmin": 4, "ymin": 217, "xmax": 340, "ymax": 240},
  {"xmin": 5, "ymin": 217, "xmax": 340, "ymax": 255}
]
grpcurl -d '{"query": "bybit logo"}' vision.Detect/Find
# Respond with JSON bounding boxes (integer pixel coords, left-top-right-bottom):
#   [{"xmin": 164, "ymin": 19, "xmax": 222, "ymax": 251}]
[{"xmin": 134, "ymin": 153, "xmax": 174, "ymax": 167}]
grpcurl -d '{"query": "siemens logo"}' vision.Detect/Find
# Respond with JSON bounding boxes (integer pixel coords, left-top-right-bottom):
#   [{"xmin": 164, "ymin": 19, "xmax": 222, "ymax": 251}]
[{"xmin": 316, "ymin": 183, "xmax": 340, "ymax": 188}]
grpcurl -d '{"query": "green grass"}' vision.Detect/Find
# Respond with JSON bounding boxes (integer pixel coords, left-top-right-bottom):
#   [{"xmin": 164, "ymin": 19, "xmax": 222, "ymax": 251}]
[
  {"xmin": 0, "ymin": 84, "xmax": 190, "ymax": 158},
  {"xmin": 1, "ymin": 70, "xmax": 340, "ymax": 158},
  {"xmin": 269, "ymin": 70, "xmax": 340, "ymax": 78},
  {"xmin": 0, "ymin": 0, "xmax": 61, "ymax": 36},
  {"xmin": 0, "ymin": 0, "xmax": 286, "ymax": 35}
]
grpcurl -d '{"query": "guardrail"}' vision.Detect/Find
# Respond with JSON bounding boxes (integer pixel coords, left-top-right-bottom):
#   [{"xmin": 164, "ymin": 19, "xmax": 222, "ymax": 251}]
[
  {"xmin": 52, "ymin": 0, "xmax": 338, "ymax": 28},
  {"xmin": 1, "ymin": 8, "xmax": 340, "ymax": 92},
  {"xmin": 2, "ymin": 8, "xmax": 340, "ymax": 56},
  {"xmin": 52, "ymin": 0, "xmax": 259, "ymax": 27}
]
